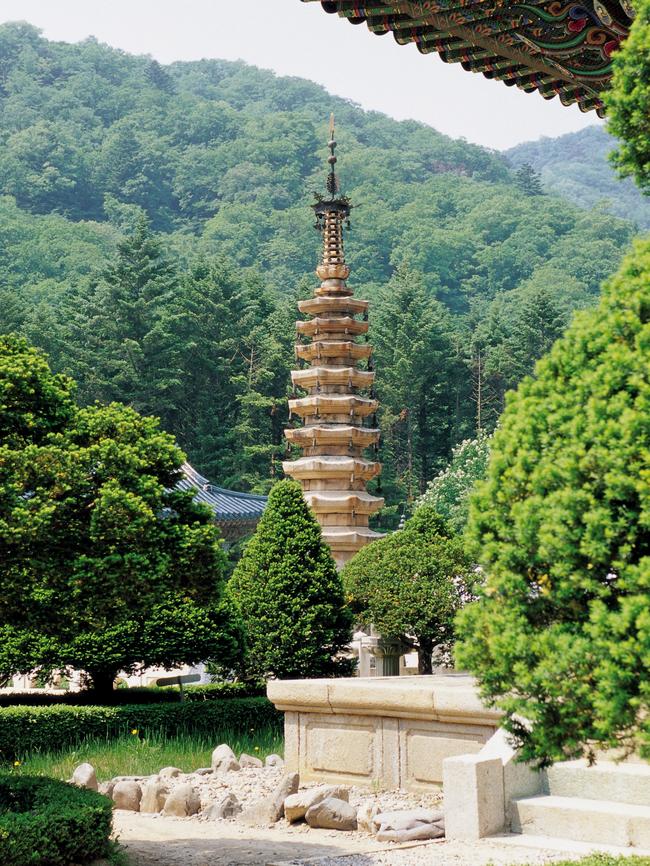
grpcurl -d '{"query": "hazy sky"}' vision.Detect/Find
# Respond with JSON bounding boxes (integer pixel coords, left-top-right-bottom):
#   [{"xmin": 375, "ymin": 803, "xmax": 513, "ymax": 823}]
[{"xmin": 0, "ymin": 0, "xmax": 602, "ymax": 150}]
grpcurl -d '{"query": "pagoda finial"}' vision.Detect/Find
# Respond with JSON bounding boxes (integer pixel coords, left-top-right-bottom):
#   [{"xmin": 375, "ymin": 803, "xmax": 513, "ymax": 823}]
[
  {"xmin": 313, "ymin": 115, "xmax": 352, "ymax": 280},
  {"xmin": 327, "ymin": 112, "xmax": 339, "ymax": 196}
]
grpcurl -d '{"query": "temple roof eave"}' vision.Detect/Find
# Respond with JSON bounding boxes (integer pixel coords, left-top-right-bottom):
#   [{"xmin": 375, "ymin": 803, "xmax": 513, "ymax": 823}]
[{"xmin": 301, "ymin": 0, "xmax": 635, "ymax": 117}]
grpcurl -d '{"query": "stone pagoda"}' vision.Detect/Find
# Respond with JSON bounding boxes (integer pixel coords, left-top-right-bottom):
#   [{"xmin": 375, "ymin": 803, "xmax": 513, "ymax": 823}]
[{"xmin": 283, "ymin": 117, "xmax": 384, "ymax": 569}]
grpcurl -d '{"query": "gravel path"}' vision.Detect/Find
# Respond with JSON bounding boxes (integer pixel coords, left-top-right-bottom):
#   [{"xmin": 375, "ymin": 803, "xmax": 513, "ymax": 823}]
[
  {"xmin": 271, "ymin": 838, "xmax": 570, "ymax": 865},
  {"xmin": 114, "ymin": 812, "xmax": 573, "ymax": 866}
]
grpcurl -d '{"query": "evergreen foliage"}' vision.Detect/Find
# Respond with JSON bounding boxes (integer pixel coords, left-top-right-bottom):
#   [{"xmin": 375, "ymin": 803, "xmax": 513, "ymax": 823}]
[
  {"xmin": 0, "ymin": 338, "xmax": 243, "ymax": 695},
  {"xmin": 0, "ymin": 23, "xmax": 637, "ymax": 500},
  {"xmin": 0, "ymin": 775, "xmax": 113, "ymax": 866},
  {"xmin": 342, "ymin": 505, "xmax": 473, "ymax": 673},
  {"xmin": 507, "ymin": 126, "xmax": 650, "ymax": 230},
  {"xmin": 456, "ymin": 240, "xmax": 650, "ymax": 764},
  {"xmin": 607, "ymin": 0, "xmax": 650, "ymax": 194},
  {"xmin": 228, "ymin": 480, "xmax": 354, "ymax": 679},
  {"xmin": 514, "ymin": 163, "xmax": 543, "ymax": 196}
]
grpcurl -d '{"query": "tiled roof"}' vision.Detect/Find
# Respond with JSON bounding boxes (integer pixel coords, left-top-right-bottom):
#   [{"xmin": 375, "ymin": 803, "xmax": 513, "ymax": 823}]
[
  {"xmin": 301, "ymin": 0, "xmax": 635, "ymax": 117},
  {"xmin": 178, "ymin": 463, "xmax": 267, "ymax": 523}
]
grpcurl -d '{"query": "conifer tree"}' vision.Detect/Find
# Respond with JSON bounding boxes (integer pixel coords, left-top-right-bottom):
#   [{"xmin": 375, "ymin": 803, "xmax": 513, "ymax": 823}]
[
  {"xmin": 372, "ymin": 266, "xmax": 456, "ymax": 507},
  {"xmin": 607, "ymin": 0, "xmax": 650, "ymax": 192},
  {"xmin": 228, "ymin": 479, "xmax": 354, "ymax": 679},
  {"xmin": 514, "ymin": 163, "xmax": 544, "ymax": 196},
  {"xmin": 75, "ymin": 215, "xmax": 181, "ymax": 418},
  {"xmin": 456, "ymin": 239, "xmax": 650, "ymax": 764}
]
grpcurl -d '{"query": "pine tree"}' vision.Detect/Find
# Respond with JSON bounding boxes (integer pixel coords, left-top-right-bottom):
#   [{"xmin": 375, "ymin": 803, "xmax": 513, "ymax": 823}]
[
  {"xmin": 74, "ymin": 216, "xmax": 180, "ymax": 418},
  {"xmin": 373, "ymin": 266, "xmax": 456, "ymax": 507},
  {"xmin": 514, "ymin": 163, "xmax": 544, "ymax": 196},
  {"xmin": 228, "ymin": 479, "xmax": 354, "ymax": 679},
  {"xmin": 456, "ymin": 239, "xmax": 650, "ymax": 764}
]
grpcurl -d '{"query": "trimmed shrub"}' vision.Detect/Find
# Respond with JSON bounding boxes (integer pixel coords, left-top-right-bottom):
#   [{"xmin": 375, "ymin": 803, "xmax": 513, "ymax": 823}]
[
  {"xmin": 456, "ymin": 240, "xmax": 650, "ymax": 764},
  {"xmin": 0, "ymin": 697, "xmax": 281, "ymax": 758},
  {"xmin": 229, "ymin": 479, "xmax": 354, "ymax": 679},
  {"xmin": 0, "ymin": 774, "xmax": 112, "ymax": 866},
  {"xmin": 0, "ymin": 681, "xmax": 265, "ymax": 707}
]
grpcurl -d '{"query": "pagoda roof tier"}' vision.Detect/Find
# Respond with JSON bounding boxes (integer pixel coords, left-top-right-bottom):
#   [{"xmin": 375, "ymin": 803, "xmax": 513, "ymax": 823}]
[
  {"xmin": 289, "ymin": 394, "xmax": 379, "ymax": 418},
  {"xmin": 291, "ymin": 367, "xmax": 375, "ymax": 390},
  {"xmin": 322, "ymin": 526, "xmax": 386, "ymax": 549},
  {"xmin": 283, "ymin": 455, "xmax": 381, "ymax": 482},
  {"xmin": 296, "ymin": 341, "xmax": 372, "ymax": 362},
  {"xmin": 299, "ymin": 296, "xmax": 368, "ymax": 316},
  {"xmin": 304, "ymin": 490, "xmax": 385, "ymax": 515},
  {"xmin": 296, "ymin": 316, "xmax": 369, "ymax": 338},
  {"xmin": 301, "ymin": 1, "xmax": 635, "ymax": 117},
  {"xmin": 285, "ymin": 424, "xmax": 380, "ymax": 448}
]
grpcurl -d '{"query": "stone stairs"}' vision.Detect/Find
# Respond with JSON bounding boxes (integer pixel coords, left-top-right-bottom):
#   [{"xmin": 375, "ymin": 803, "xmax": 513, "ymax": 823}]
[{"xmin": 510, "ymin": 759, "xmax": 650, "ymax": 848}]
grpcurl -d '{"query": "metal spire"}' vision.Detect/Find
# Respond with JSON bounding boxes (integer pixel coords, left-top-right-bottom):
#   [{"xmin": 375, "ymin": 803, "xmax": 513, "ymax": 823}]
[{"xmin": 327, "ymin": 113, "xmax": 339, "ymax": 196}]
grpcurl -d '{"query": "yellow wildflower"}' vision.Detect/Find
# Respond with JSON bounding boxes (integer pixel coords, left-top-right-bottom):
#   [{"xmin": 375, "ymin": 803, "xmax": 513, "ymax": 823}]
[{"xmin": 131, "ymin": 728, "xmax": 139, "ymax": 736}]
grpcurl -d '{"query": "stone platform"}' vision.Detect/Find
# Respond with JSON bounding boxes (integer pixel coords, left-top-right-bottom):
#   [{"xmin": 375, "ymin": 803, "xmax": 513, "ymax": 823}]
[{"xmin": 267, "ymin": 674, "xmax": 501, "ymax": 793}]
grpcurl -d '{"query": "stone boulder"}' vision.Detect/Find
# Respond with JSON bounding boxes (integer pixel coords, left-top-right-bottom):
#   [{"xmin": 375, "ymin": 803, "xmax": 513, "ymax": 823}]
[
  {"xmin": 284, "ymin": 785, "xmax": 349, "ymax": 824},
  {"xmin": 211, "ymin": 744, "xmax": 240, "ymax": 774},
  {"xmin": 373, "ymin": 807, "xmax": 443, "ymax": 832},
  {"xmin": 98, "ymin": 780, "xmax": 115, "ymax": 799},
  {"xmin": 239, "ymin": 752, "xmax": 263, "ymax": 769},
  {"xmin": 240, "ymin": 771, "xmax": 299, "ymax": 826},
  {"xmin": 373, "ymin": 808, "xmax": 445, "ymax": 843},
  {"xmin": 357, "ymin": 800, "xmax": 380, "ymax": 834},
  {"xmin": 194, "ymin": 767, "xmax": 213, "ymax": 776},
  {"xmin": 265, "ymin": 754, "xmax": 285, "ymax": 768},
  {"xmin": 159, "ymin": 766, "xmax": 183, "ymax": 779},
  {"xmin": 72, "ymin": 762, "xmax": 98, "ymax": 792},
  {"xmin": 376, "ymin": 823, "xmax": 445, "ymax": 843},
  {"xmin": 203, "ymin": 792, "xmax": 242, "ymax": 820},
  {"xmin": 305, "ymin": 797, "xmax": 357, "ymax": 831},
  {"xmin": 163, "ymin": 782, "xmax": 201, "ymax": 817},
  {"xmin": 112, "ymin": 780, "xmax": 142, "ymax": 811},
  {"xmin": 140, "ymin": 779, "xmax": 169, "ymax": 813}
]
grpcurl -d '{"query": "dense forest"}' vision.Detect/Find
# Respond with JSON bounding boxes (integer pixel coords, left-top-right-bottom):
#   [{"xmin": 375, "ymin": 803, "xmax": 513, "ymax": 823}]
[
  {"xmin": 507, "ymin": 125, "xmax": 650, "ymax": 230},
  {"xmin": 0, "ymin": 23, "xmax": 639, "ymax": 524}
]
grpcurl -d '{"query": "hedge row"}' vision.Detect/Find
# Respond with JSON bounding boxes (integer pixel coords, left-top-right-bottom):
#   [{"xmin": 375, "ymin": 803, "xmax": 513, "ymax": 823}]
[
  {"xmin": 0, "ymin": 680, "xmax": 266, "ymax": 707},
  {"xmin": 0, "ymin": 774, "xmax": 112, "ymax": 866},
  {"xmin": 0, "ymin": 697, "xmax": 281, "ymax": 757}
]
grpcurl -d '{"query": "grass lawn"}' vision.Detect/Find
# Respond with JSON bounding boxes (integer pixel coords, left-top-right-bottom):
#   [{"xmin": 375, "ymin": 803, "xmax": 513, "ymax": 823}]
[
  {"xmin": 10, "ymin": 726, "xmax": 283, "ymax": 781},
  {"xmin": 511, "ymin": 858, "xmax": 650, "ymax": 865}
]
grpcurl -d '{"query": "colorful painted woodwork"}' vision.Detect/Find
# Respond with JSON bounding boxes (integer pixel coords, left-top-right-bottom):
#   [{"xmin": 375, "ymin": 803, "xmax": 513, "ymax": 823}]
[
  {"xmin": 301, "ymin": 1, "xmax": 635, "ymax": 116},
  {"xmin": 283, "ymin": 117, "xmax": 384, "ymax": 568}
]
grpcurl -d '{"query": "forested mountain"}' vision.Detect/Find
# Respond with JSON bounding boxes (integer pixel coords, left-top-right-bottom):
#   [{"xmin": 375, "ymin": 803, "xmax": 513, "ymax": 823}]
[
  {"xmin": 506, "ymin": 126, "xmax": 650, "ymax": 230},
  {"xmin": 0, "ymin": 23, "xmax": 639, "ymax": 523}
]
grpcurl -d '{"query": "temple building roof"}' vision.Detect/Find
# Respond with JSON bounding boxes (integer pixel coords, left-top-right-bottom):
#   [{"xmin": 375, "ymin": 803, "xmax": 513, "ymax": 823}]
[
  {"xmin": 301, "ymin": 0, "xmax": 635, "ymax": 116},
  {"xmin": 178, "ymin": 463, "xmax": 267, "ymax": 538}
]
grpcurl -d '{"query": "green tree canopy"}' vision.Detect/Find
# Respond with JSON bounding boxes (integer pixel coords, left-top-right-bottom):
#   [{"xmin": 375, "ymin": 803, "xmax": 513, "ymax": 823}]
[
  {"xmin": 342, "ymin": 505, "xmax": 472, "ymax": 673},
  {"xmin": 607, "ymin": 0, "xmax": 650, "ymax": 193},
  {"xmin": 0, "ymin": 337, "xmax": 242, "ymax": 695},
  {"xmin": 456, "ymin": 240, "xmax": 650, "ymax": 765},
  {"xmin": 228, "ymin": 479, "xmax": 354, "ymax": 679},
  {"xmin": 0, "ymin": 334, "xmax": 75, "ymax": 447},
  {"xmin": 416, "ymin": 432, "xmax": 491, "ymax": 534}
]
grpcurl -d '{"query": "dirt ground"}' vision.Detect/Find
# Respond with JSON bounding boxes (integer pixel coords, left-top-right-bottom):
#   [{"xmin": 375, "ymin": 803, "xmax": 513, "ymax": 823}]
[{"xmin": 113, "ymin": 811, "xmax": 578, "ymax": 866}]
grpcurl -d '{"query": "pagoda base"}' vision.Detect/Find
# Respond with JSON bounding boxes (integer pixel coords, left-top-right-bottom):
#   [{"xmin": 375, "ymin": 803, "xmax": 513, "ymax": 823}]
[{"xmin": 267, "ymin": 675, "xmax": 501, "ymax": 792}]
